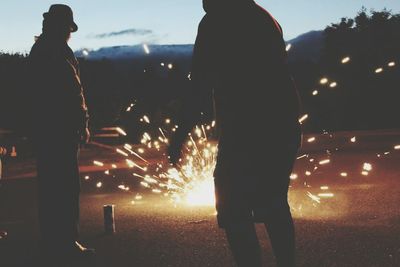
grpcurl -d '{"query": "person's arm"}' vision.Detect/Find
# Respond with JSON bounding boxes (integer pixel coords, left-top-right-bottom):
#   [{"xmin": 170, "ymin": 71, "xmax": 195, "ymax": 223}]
[
  {"xmin": 168, "ymin": 16, "xmax": 214, "ymax": 165},
  {"xmin": 56, "ymin": 54, "xmax": 90, "ymax": 142},
  {"xmin": 29, "ymin": 44, "xmax": 90, "ymax": 142}
]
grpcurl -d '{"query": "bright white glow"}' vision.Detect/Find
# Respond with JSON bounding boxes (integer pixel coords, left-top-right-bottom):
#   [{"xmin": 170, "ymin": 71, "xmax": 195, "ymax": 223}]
[
  {"xmin": 143, "ymin": 44, "xmax": 150, "ymax": 54},
  {"xmin": 341, "ymin": 56, "xmax": 350, "ymax": 64},
  {"xmin": 320, "ymin": 78, "xmax": 329, "ymax": 85},
  {"xmin": 319, "ymin": 159, "xmax": 330, "ymax": 165},
  {"xmin": 388, "ymin": 61, "xmax": 396, "ymax": 67},
  {"xmin": 329, "ymin": 82, "xmax": 337, "ymax": 88},
  {"xmin": 299, "ymin": 114, "xmax": 309, "ymax": 124}
]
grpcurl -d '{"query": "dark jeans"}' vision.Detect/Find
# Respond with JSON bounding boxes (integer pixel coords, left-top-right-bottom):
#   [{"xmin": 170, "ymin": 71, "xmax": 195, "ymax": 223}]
[{"xmin": 35, "ymin": 139, "xmax": 80, "ymax": 248}]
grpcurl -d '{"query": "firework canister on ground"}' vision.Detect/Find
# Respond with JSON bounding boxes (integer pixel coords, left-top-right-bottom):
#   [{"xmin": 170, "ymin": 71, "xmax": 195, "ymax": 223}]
[{"xmin": 103, "ymin": 204, "xmax": 115, "ymax": 234}]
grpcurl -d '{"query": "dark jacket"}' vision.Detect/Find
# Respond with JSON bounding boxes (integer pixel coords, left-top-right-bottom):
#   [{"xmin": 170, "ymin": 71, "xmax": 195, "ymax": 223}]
[
  {"xmin": 173, "ymin": 1, "xmax": 302, "ymax": 177},
  {"xmin": 28, "ymin": 36, "xmax": 89, "ymax": 141}
]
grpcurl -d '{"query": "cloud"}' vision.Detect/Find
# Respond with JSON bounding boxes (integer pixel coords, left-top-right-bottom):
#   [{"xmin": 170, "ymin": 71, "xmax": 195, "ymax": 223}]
[{"xmin": 90, "ymin": 28, "xmax": 153, "ymax": 39}]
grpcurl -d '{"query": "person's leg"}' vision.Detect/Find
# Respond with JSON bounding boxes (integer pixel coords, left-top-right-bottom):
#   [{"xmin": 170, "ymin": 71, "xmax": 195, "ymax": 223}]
[
  {"xmin": 225, "ymin": 221, "xmax": 262, "ymax": 267},
  {"xmin": 264, "ymin": 203, "xmax": 295, "ymax": 267}
]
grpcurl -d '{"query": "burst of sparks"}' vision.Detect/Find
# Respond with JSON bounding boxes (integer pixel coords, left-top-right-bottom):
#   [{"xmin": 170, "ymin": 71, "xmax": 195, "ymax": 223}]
[{"xmin": 89, "ymin": 53, "xmax": 400, "ymax": 209}]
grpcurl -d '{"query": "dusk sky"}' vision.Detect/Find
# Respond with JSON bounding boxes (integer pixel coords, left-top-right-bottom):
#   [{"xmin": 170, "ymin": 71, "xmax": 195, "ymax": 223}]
[{"xmin": 1, "ymin": 0, "xmax": 399, "ymax": 53}]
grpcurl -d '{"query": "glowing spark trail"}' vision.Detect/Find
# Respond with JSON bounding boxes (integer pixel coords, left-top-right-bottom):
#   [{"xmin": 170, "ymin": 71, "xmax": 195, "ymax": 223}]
[{"xmin": 143, "ymin": 44, "xmax": 150, "ymax": 54}]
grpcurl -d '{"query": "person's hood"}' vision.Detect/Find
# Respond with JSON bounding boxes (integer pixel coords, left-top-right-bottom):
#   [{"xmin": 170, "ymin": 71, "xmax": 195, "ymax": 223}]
[{"xmin": 203, "ymin": 0, "xmax": 254, "ymax": 13}]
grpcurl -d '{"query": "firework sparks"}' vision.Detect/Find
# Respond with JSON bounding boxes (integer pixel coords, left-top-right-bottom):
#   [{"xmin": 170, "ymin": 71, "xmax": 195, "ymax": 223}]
[
  {"xmin": 116, "ymin": 127, "xmax": 127, "ymax": 136},
  {"xmin": 143, "ymin": 44, "xmax": 150, "ymax": 54},
  {"xmin": 299, "ymin": 114, "xmax": 309, "ymax": 124},
  {"xmin": 93, "ymin": 160, "xmax": 104, "ymax": 167},
  {"xmin": 320, "ymin": 77, "xmax": 329, "ymax": 85},
  {"xmin": 307, "ymin": 137, "xmax": 316, "ymax": 143},
  {"xmin": 341, "ymin": 56, "xmax": 351, "ymax": 64},
  {"xmin": 319, "ymin": 159, "xmax": 331, "ymax": 165},
  {"xmin": 329, "ymin": 82, "xmax": 337, "ymax": 88}
]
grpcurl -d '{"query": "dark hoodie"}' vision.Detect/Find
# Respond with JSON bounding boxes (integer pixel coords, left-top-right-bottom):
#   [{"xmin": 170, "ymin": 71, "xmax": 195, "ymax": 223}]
[{"xmin": 173, "ymin": 0, "xmax": 301, "ymax": 171}]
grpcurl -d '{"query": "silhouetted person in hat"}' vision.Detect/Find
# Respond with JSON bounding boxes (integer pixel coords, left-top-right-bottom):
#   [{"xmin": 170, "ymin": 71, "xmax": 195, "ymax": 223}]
[
  {"xmin": 28, "ymin": 4, "xmax": 94, "ymax": 261},
  {"xmin": 168, "ymin": 0, "xmax": 301, "ymax": 266}
]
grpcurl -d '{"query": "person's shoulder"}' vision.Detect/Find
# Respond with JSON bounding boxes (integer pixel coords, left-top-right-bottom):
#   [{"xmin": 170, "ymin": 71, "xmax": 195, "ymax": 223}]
[
  {"xmin": 29, "ymin": 38, "xmax": 50, "ymax": 59},
  {"xmin": 198, "ymin": 13, "xmax": 220, "ymax": 33}
]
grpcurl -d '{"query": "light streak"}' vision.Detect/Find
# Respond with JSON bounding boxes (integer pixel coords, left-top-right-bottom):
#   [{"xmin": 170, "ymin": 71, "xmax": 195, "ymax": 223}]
[
  {"xmin": 93, "ymin": 160, "xmax": 104, "ymax": 167},
  {"xmin": 318, "ymin": 193, "xmax": 334, "ymax": 198},
  {"xmin": 320, "ymin": 78, "xmax": 329, "ymax": 85},
  {"xmin": 388, "ymin": 61, "xmax": 396, "ymax": 67},
  {"xmin": 116, "ymin": 149, "xmax": 129, "ymax": 157},
  {"xmin": 299, "ymin": 114, "xmax": 309, "ymax": 124},
  {"xmin": 116, "ymin": 127, "xmax": 127, "ymax": 136},
  {"xmin": 143, "ymin": 44, "xmax": 150, "ymax": 54},
  {"xmin": 341, "ymin": 56, "xmax": 350, "ymax": 64},
  {"xmin": 363, "ymin": 163, "xmax": 372, "ymax": 172},
  {"xmin": 319, "ymin": 159, "xmax": 330, "ymax": 165},
  {"xmin": 307, "ymin": 137, "xmax": 316, "ymax": 143}
]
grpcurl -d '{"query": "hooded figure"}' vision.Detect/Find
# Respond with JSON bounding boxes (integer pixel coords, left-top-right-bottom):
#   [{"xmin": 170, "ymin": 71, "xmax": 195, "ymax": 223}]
[
  {"xmin": 169, "ymin": 1, "xmax": 301, "ymax": 266},
  {"xmin": 28, "ymin": 4, "xmax": 94, "ymax": 261}
]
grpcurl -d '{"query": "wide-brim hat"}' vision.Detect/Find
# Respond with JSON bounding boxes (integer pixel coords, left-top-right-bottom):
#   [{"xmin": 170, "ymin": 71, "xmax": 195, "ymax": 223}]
[{"xmin": 43, "ymin": 4, "xmax": 78, "ymax": 32}]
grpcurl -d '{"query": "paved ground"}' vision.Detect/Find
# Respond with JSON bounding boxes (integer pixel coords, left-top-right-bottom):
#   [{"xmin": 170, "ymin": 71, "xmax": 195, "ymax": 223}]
[{"xmin": 1, "ymin": 130, "xmax": 400, "ymax": 267}]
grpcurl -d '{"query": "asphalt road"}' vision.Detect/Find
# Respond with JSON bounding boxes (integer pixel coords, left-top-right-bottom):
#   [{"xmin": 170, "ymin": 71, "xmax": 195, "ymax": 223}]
[{"xmin": 1, "ymin": 130, "xmax": 400, "ymax": 267}]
